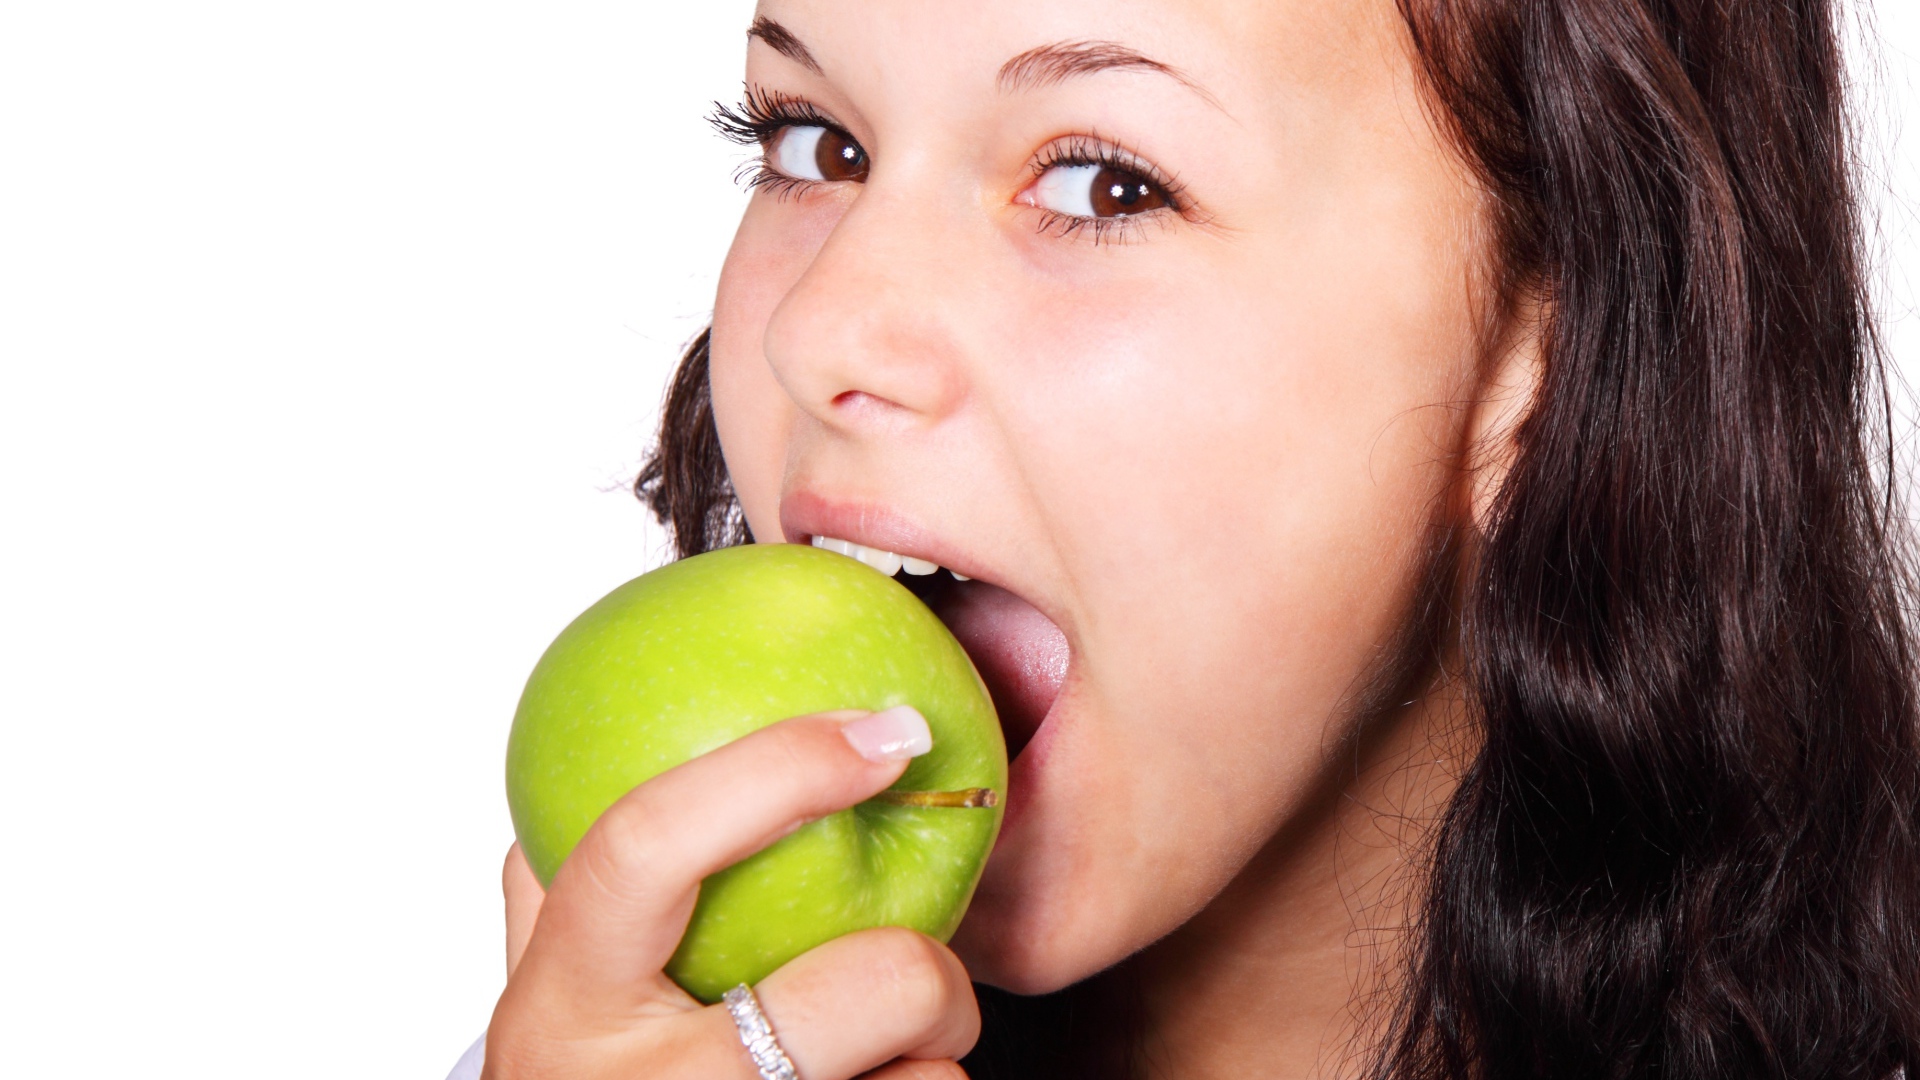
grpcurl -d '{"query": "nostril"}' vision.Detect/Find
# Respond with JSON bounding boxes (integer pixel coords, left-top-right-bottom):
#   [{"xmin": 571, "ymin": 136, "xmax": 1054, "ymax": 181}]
[
  {"xmin": 829, "ymin": 389, "xmax": 919, "ymax": 425},
  {"xmin": 832, "ymin": 389, "xmax": 887, "ymax": 409}
]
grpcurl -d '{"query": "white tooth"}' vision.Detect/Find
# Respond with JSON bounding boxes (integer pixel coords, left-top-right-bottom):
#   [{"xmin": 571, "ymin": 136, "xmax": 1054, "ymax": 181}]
[
  {"xmin": 901, "ymin": 556, "xmax": 938, "ymax": 576},
  {"xmin": 851, "ymin": 544, "xmax": 903, "ymax": 576},
  {"xmin": 811, "ymin": 535, "xmax": 831, "ymax": 549},
  {"xmin": 950, "ymin": 570, "xmax": 970, "ymax": 581},
  {"xmin": 825, "ymin": 537, "xmax": 854, "ymax": 556}
]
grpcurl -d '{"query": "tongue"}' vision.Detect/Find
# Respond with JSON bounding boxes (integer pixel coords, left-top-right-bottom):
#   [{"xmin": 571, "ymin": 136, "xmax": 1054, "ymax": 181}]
[{"xmin": 928, "ymin": 581, "xmax": 1068, "ymax": 759}]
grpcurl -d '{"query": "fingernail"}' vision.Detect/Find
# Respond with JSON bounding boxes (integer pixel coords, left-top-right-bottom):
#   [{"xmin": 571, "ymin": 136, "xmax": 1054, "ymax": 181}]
[{"xmin": 841, "ymin": 706, "xmax": 933, "ymax": 762}]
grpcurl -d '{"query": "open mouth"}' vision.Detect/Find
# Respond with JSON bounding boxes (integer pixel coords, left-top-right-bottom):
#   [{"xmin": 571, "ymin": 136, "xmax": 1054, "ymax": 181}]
[{"xmin": 808, "ymin": 535, "xmax": 1068, "ymax": 760}]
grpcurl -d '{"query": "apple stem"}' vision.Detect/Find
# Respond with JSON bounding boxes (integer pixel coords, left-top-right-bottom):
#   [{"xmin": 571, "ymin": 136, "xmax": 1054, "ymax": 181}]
[{"xmin": 870, "ymin": 787, "xmax": 999, "ymax": 809}]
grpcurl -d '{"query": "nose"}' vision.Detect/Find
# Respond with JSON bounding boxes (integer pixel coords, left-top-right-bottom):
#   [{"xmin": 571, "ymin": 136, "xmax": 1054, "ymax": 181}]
[{"xmin": 760, "ymin": 183, "xmax": 971, "ymax": 434}]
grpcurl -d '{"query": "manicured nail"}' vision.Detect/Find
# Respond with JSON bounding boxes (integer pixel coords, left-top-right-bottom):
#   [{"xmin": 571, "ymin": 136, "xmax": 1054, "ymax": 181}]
[{"xmin": 841, "ymin": 706, "xmax": 933, "ymax": 762}]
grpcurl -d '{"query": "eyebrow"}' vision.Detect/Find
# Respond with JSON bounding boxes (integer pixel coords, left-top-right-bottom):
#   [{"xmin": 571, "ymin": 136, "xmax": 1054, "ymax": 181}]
[
  {"xmin": 745, "ymin": 22, "xmax": 1220, "ymax": 113},
  {"xmin": 747, "ymin": 16, "xmax": 822, "ymax": 74},
  {"xmin": 997, "ymin": 40, "xmax": 1221, "ymax": 109}
]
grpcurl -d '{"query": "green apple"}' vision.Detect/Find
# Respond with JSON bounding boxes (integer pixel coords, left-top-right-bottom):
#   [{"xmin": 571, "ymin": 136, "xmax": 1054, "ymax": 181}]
[{"xmin": 506, "ymin": 542, "xmax": 1007, "ymax": 1003}]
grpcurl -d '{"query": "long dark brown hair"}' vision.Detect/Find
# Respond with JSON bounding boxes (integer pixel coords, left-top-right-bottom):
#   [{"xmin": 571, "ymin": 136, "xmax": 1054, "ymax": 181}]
[{"xmin": 635, "ymin": 1, "xmax": 1920, "ymax": 1076}]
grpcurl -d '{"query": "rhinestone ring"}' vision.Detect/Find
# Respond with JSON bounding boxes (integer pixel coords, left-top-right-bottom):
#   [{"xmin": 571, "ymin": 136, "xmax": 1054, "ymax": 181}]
[{"xmin": 722, "ymin": 983, "xmax": 799, "ymax": 1080}]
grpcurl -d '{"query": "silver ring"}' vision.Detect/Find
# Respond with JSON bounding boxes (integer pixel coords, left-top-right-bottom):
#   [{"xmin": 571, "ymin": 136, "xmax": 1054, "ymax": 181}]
[{"xmin": 722, "ymin": 983, "xmax": 799, "ymax": 1080}]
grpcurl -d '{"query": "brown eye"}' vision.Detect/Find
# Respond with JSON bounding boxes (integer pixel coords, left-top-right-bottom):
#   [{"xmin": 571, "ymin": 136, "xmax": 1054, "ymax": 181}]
[
  {"xmin": 1088, "ymin": 167, "xmax": 1168, "ymax": 216},
  {"xmin": 812, "ymin": 127, "xmax": 868, "ymax": 182},
  {"xmin": 769, "ymin": 124, "xmax": 869, "ymax": 184},
  {"xmin": 1028, "ymin": 162, "xmax": 1171, "ymax": 218}
]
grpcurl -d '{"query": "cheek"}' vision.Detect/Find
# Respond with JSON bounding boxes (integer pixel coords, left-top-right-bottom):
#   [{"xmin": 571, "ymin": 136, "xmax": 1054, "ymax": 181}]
[
  {"xmin": 994, "ymin": 216, "xmax": 1480, "ymax": 770},
  {"xmin": 1001, "ymin": 238, "xmax": 1475, "ymax": 594},
  {"xmin": 709, "ymin": 199, "xmax": 840, "ymax": 540}
]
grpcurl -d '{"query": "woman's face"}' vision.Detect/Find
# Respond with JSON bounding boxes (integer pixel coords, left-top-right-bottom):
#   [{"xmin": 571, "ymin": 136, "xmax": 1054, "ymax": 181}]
[{"xmin": 710, "ymin": 0, "xmax": 1494, "ymax": 993}]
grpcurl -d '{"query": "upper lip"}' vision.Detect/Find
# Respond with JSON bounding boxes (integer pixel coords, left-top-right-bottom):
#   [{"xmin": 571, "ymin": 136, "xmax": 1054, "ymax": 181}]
[{"xmin": 779, "ymin": 489, "xmax": 987, "ymax": 583}]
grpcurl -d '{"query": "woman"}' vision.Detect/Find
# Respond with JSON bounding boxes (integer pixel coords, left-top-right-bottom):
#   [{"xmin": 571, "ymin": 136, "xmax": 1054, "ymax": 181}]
[{"xmin": 471, "ymin": 0, "xmax": 1920, "ymax": 1076}]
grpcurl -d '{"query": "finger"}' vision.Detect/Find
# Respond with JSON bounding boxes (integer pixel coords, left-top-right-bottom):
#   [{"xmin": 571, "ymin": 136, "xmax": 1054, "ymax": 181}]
[
  {"xmin": 519, "ymin": 707, "xmax": 931, "ymax": 1005},
  {"xmin": 503, "ymin": 843, "xmax": 544, "ymax": 977},
  {"xmin": 754, "ymin": 927, "xmax": 981, "ymax": 1079},
  {"xmin": 857, "ymin": 1061, "xmax": 969, "ymax": 1080}
]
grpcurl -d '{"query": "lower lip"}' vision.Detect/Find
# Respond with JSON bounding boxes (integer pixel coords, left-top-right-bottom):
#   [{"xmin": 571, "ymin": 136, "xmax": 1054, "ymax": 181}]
[
  {"xmin": 914, "ymin": 576, "xmax": 1070, "ymax": 838},
  {"xmin": 996, "ymin": 677, "xmax": 1070, "ymax": 837},
  {"xmin": 923, "ymin": 580, "xmax": 1067, "ymax": 758}
]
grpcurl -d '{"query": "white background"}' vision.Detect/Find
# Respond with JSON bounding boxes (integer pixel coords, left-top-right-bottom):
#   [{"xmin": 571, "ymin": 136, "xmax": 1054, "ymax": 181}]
[{"xmin": 2, "ymin": 3, "xmax": 1918, "ymax": 1077}]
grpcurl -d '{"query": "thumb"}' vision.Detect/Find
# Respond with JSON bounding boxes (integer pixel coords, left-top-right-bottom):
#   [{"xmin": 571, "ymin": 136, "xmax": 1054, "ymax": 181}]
[{"xmin": 514, "ymin": 709, "xmax": 919, "ymax": 1006}]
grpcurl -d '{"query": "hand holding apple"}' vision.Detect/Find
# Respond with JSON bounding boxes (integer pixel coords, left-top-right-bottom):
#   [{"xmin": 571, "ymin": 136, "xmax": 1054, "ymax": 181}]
[
  {"xmin": 506, "ymin": 542, "xmax": 1007, "ymax": 1002},
  {"xmin": 486, "ymin": 710, "xmax": 986, "ymax": 1080}
]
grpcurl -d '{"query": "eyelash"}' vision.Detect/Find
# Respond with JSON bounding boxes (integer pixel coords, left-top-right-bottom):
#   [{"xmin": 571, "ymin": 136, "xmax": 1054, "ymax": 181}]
[
  {"xmin": 1026, "ymin": 134, "xmax": 1190, "ymax": 245},
  {"xmin": 708, "ymin": 87, "xmax": 851, "ymax": 198},
  {"xmin": 707, "ymin": 89, "xmax": 1192, "ymax": 245}
]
